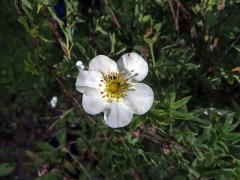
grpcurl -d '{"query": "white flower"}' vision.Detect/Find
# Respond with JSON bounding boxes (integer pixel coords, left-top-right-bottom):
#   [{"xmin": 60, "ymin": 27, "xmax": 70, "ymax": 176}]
[
  {"xmin": 75, "ymin": 52, "xmax": 154, "ymax": 128},
  {"xmin": 217, "ymin": 111, "xmax": 223, "ymax": 116},
  {"xmin": 203, "ymin": 110, "xmax": 208, "ymax": 115},
  {"xmin": 76, "ymin": 60, "xmax": 85, "ymax": 71},
  {"xmin": 50, "ymin": 96, "xmax": 58, "ymax": 108}
]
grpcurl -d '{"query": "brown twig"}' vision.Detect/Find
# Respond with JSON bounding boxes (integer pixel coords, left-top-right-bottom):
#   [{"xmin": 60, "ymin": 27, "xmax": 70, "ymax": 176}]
[
  {"xmin": 221, "ymin": 33, "xmax": 240, "ymax": 61},
  {"xmin": 55, "ymin": 76, "xmax": 80, "ymax": 106},
  {"xmin": 167, "ymin": 0, "xmax": 179, "ymax": 31},
  {"xmin": 168, "ymin": 0, "xmax": 191, "ymax": 31},
  {"xmin": 48, "ymin": 106, "xmax": 79, "ymax": 130},
  {"xmin": 142, "ymin": 124, "xmax": 194, "ymax": 155},
  {"xmin": 15, "ymin": 0, "xmax": 30, "ymax": 25},
  {"xmin": 43, "ymin": 8, "xmax": 71, "ymax": 59},
  {"xmin": 65, "ymin": 149, "xmax": 92, "ymax": 179},
  {"xmin": 103, "ymin": 0, "xmax": 121, "ymax": 29},
  {"xmin": 55, "ymin": 75, "xmax": 97, "ymax": 124},
  {"xmin": 200, "ymin": 0, "xmax": 205, "ymax": 16},
  {"xmin": 174, "ymin": 0, "xmax": 190, "ymax": 16},
  {"xmin": 133, "ymin": 170, "xmax": 141, "ymax": 180},
  {"xmin": 167, "ymin": 0, "xmax": 197, "ymax": 37}
]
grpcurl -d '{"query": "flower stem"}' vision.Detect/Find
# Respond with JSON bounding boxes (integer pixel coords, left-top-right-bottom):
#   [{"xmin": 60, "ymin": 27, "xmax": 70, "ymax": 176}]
[
  {"xmin": 149, "ymin": 43, "xmax": 156, "ymax": 70},
  {"xmin": 66, "ymin": 149, "xmax": 92, "ymax": 179}
]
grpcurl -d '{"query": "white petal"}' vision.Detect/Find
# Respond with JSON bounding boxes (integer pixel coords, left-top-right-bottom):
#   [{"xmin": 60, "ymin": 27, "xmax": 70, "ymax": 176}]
[
  {"xmin": 82, "ymin": 90, "xmax": 105, "ymax": 115},
  {"xmin": 76, "ymin": 60, "xmax": 83, "ymax": 66},
  {"xmin": 117, "ymin": 52, "xmax": 148, "ymax": 82},
  {"xmin": 75, "ymin": 70, "xmax": 103, "ymax": 93},
  {"xmin": 103, "ymin": 102, "xmax": 133, "ymax": 128},
  {"xmin": 76, "ymin": 60, "xmax": 85, "ymax": 71},
  {"xmin": 89, "ymin": 55, "xmax": 118, "ymax": 75},
  {"xmin": 50, "ymin": 96, "xmax": 58, "ymax": 108},
  {"xmin": 124, "ymin": 83, "xmax": 154, "ymax": 115}
]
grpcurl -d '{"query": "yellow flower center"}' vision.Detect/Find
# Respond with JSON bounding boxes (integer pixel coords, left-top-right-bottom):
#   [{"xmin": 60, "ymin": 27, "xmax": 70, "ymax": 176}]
[
  {"xmin": 99, "ymin": 72, "xmax": 129, "ymax": 102},
  {"xmin": 108, "ymin": 82, "xmax": 121, "ymax": 93}
]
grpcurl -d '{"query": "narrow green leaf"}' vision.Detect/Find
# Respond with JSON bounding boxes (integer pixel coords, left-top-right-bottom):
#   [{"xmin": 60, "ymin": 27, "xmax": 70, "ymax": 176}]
[
  {"xmin": 21, "ymin": 0, "xmax": 32, "ymax": 10},
  {"xmin": 36, "ymin": 172, "xmax": 63, "ymax": 180},
  {"xmin": 0, "ymin": 163, "xmax": 15, "ymax": 177},
  {"xmin": 172, "ymin": 96, "xmax": 191, "ymax": 109},
  {"xmin": 56, "ymin": 132, "xmax": 66, "ymax": 146},
  {"xmin": 170, "ymin": 110, "xmax": 193, "ymax": 120},
  {"xmin": 36, "ymin": 141, "xmax": 55, "ymax": 152}
]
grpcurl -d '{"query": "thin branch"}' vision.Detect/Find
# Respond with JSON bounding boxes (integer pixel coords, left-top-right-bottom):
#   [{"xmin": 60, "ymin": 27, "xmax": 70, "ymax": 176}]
[
  {"xmin": 55, "ymin": 75, "xmax": 97, "ymax": 124},
  {"xmin": 43, "ymin": 8, "xmax": 70, "ymax": 59},
  {"xmin": 200, "ymin": 0, "xmax": 205, "ymax": 16},
  {"xmin": 15, "ymin": 0, "xmax": 31, "ymax": 26},
  {"xmin": 103, "ymin": 0, "xmax": 121, "ymax": 29},
  {"xmin": 167, "ymin": 0, "xmax": 179, "ymax": 31},
  {"xmin": 49, "ymin": 106, "xmax": 79, "ymax": 130},
  {"xmin": 174, "ymin": 0, "xmax": 190, "ymax": 16},
  {"xmin": 66, "ymin": 149, "xmax": 92, "ymax": 180},
  {"xmin": 220, "ymin": 33, "xmax": 240, "ymax": 61}
]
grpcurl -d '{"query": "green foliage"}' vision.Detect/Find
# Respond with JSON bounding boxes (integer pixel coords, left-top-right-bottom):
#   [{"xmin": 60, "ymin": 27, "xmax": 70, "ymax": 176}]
[
  {"xmin": 1, "ymin": 0, "xmax": 240, "ymax": 179},
  {"xmin": 0, "ymin": 163, "xmax": 15, "ymax": 177},
  {"xmin": 37, "ymin": 172, "xmax": 64, "ymax": 180}
]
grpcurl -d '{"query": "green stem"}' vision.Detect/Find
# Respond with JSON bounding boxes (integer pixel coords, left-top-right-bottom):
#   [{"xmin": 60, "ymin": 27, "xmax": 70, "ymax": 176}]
[
  {"xmin": 67, "ymin": 150, "xmax": 92, "ymax": 179},
  {"xmin": 149, "ymin": 43, "xmax": 156, "ymax": 70}
]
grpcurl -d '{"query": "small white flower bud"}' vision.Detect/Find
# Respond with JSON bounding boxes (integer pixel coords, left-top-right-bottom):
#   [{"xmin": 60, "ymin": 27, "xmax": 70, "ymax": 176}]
[
  {"xmin": 76, "ymin": 61, "xmax": 85, "ymax": 71},
  {"xmin": 217, "ymin": 111, "xmax": 223, "ymax": 116},
  {"xmin": 50, "ymin": 96, "xmax": 58, "ymax": 108}
]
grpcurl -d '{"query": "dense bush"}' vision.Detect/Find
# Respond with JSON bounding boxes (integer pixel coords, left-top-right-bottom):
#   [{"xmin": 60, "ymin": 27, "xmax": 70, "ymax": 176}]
[{"xmin": 1, "ymin": 0, "xmax": 240, "ymax": 179}]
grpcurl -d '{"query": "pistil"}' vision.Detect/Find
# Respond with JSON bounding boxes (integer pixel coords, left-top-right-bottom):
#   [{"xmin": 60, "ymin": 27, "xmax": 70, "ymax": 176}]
[{"xmin": 99, "ymin": 72, "xmax": 129, "ymax": 102}]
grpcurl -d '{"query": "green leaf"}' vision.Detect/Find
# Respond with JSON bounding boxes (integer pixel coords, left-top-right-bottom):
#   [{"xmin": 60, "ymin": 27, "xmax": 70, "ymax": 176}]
[
  {"xmin": 222, "ymin": 133, "xmax": 240, "ymax": 141},
  {"xmin": 38, "ymin": 0, "xmax": 49, "ymax": 6},
  {"xmin": 172, "ymin": 175, "xmax": 187, "ymax": 180},
  {"xmin": 193, "ymin": 118, "xmax": 212, "ymax": 128},
  {"xmin": 232, "ymin": 101, "xmax": 240, "ymax": 112},
  {"xmin": 127, "ymin": 132, "xmax": 139, "ymax": 145},
  {"xmin": 166, "ymin": 87, "xmax": 176, "ymax": 104},
  {"xmin": 64, "ymin": 161, "xmax": 77, "ymax": 175},
  {"xmin": 154, "ymin": 22, "xmax": 162, "ymax": 32},
  {"xmin": 21, "ymin": 0, "xmax": 32, "ymax": 10},
  {"xmin": 0, "ymin": 163, "xmax": 15, "ymax": 177},
  {"xmin": 130, "ymin": 115, "xmax": 146, "ymax": 129},
  {"xmin": 76, "ymin": 138, "xmax": 87, "ymax": 150},
  {"xmin": 223, "ymin": 113, "xmax": 239, "ymax": 133},
  {"xmin": 142, "ymin": 15, "xmax": 151, "ymax": 23},
  {"xmin": 170, "ymin": 110, "xmax": 193, "ymax": 120},
  {"xmin": 36, "ymin": 172, "xmax": 64, "ymax": 180},
  {"xmin": 205, "ymin": 10, "xmax": 219, "ymax": 27},
  {"xmin": 172, "ymin": 96, "xmax": 192, "ymax": 109},
  {"xmin": 109, "ymin": 33, "xmax": 116, "ymax": 54},
  {"xmin": 56, "ymin": 131, "xmax": 66, "ymax": 146},
  {"xmin": 36, "ymin": 141, "xmax": 55, "ymax": 152}
]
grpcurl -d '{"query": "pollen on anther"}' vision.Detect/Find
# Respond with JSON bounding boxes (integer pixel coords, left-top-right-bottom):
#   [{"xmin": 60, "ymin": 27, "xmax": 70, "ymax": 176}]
[{"xmin": 102, "ymin": 72, "xmax": 129, "ymax": 102}]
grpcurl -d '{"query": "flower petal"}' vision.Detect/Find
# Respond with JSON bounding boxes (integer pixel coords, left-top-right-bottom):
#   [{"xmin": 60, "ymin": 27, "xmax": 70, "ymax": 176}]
[
  {"xmin": 82, "ymin": 90, "xmax": 105, "ymax": 115},
  {"xmin": 117, "ymin": 52, "xmax": 148, "ymax": 82},
  {"xmin": 75, "ymin": 70, "xmax": 103, "ymax": 93},
  {"xmin": 124, "ymin": 83, "xmax": 154, "ymax": 115},
  {"xmin": 103, "ymin": 102, "xmax": 133, "ymax": 128},
  {"xmin": 89, "ymin": 55, "xmax": 118, "ymax": 75}
]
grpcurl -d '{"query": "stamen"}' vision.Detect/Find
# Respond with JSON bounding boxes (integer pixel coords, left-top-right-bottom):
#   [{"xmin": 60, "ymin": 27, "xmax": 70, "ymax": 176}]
[{"xmin": 102, "ymin": 72, "xmax": 129, "ymax": 102}]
